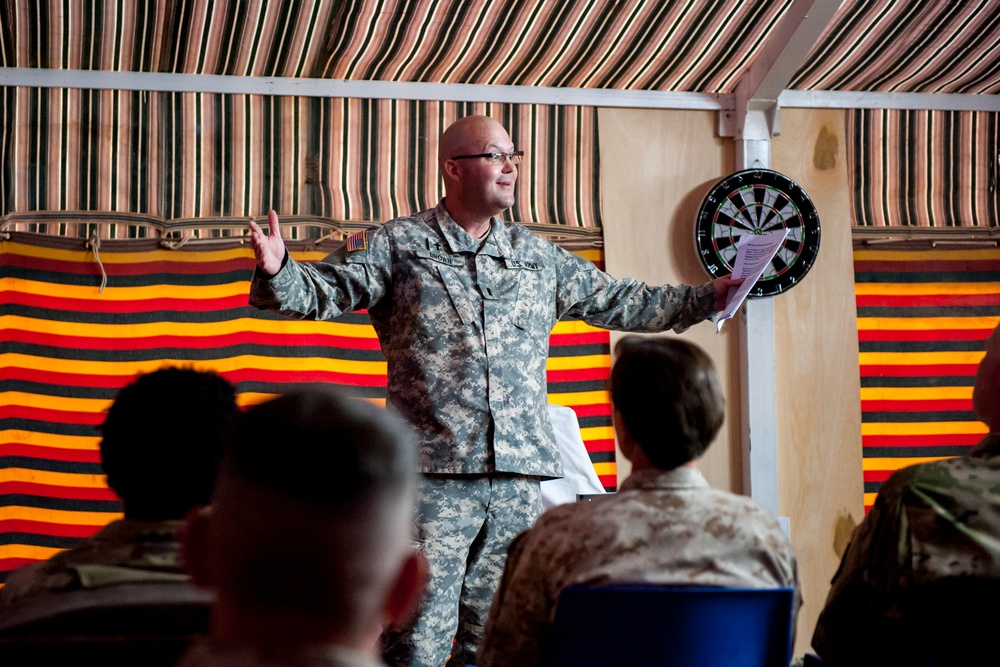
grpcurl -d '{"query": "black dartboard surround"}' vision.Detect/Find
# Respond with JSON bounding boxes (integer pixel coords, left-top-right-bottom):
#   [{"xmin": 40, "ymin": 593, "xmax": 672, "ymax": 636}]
[{"xmin": 695, "ymin": 169, "xmax": 821, "ymax": 298}]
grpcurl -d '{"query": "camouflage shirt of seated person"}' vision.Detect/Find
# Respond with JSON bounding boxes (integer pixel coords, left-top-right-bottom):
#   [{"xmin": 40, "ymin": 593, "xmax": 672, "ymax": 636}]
[
  {"xmin": 812, "ymin": 432, "xmax": 1000, "ymax": 665},
  {"xmin": 477, "ymin": 466, "xmax": 801, "ymax": 667},
  {"xmin": 0, "ymin": 518, "xmax": 187, "ymax": 606}
]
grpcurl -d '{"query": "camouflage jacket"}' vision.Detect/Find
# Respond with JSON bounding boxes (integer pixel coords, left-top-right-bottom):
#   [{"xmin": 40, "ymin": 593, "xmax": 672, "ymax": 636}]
[
  {"xmin": 477, "ymin": 466, "xmax": 801, "ymax": 666},
  {"xmin": 812, "ymin": 432, "xmax": 1000, "ymax": 664},
  {"xmin": 250, "ymin": 202, "xmax": 716, "ymax": 476},
  {"xmin": 0, "ymin": 518, "xmax": 187, "ymax": 606}
]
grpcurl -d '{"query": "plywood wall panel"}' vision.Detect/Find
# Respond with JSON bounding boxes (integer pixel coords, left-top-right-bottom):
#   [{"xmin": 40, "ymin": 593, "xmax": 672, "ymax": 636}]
[
  {"xmin": 600, "ymin": 106, "xmax": 864, "ymax": 658},
  {"xmin": 772, "ymin": 108, "xmax": 865, "ymax": 656},
  {"xmin": 598, "ymin": 108, "xmax": 739, "ymax": 492}
]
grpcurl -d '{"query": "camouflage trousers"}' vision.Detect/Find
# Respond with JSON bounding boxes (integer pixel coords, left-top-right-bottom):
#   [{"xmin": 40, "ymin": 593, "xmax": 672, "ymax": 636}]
[{"xmin": 381, "ymin": 473, "xmax": 542, "ymax": 667}]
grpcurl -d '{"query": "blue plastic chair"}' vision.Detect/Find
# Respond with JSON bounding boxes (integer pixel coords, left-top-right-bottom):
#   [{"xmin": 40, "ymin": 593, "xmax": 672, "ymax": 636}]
[{"xmin": 549, "ymin": 584, "xmax": 795, "ymax": 667}]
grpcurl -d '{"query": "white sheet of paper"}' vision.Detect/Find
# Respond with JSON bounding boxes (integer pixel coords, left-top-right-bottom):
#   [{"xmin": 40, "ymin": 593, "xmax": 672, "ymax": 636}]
[{"xmin": 714, "ymin": 229, "xmax": 790, "ymax": 333}]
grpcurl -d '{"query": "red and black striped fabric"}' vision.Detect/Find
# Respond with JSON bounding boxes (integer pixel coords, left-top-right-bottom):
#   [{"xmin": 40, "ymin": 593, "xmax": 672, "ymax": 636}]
[
  {"xmin": 0, "ymin": 232, "xmax": 615, "ymax": 584},
  {"xmin": 855, "ymin": 246, "xmax": 1000, "ymax": 512}
]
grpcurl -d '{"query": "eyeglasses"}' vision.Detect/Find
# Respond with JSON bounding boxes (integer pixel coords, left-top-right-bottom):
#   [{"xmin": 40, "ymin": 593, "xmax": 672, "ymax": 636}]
[{"xmin": 451, "ymin": 151, "xmax": 524, "ymax": 165}]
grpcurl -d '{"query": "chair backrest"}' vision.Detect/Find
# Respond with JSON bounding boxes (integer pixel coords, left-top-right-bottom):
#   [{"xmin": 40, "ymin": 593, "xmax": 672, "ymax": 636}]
[
  {"xmin": 912, "ymin": 577, "xmax": 1000, "ymax": 667},
  {"xmin": 549, "ymin": 584, "xmax": 795, "ymax": 667},
  {"xmin": 0, "ymin": 581, "xmax": 212, "ymax": 666}
]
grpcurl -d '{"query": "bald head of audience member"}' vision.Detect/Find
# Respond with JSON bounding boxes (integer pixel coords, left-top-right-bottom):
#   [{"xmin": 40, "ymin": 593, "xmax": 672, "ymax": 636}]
[
  {"xmin": 973, "ymin": 324, "xmax": 1000, "ymax": 432},
  {"xmin": 610, "ymin": 335, "xmax": 725, "ymax": 472},
  {"xmin": 183, "ymin": 388, "xmax": 426, "ymax": 659}
]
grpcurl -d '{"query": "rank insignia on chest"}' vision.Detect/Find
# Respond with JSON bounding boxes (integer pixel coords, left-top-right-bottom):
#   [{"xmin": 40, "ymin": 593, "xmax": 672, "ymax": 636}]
[{"xmin": 346, "ymin": 231, "xmax": 367, "ymax": 253}]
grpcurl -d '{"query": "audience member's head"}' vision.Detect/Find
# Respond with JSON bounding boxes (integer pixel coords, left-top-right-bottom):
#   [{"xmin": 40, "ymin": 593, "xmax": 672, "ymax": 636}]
[
  {"xmin": 183, "ymin": 387, "xmax": 426, "ymax": 657},
  {"xmin": 610, "ymin": 335, "xmax": 725, "ymax": 471},
  {"xmin": 973, "ymin": 323, "xmax": 1000, "ymax": 431},
  {"xmin": 99, "ymin": 366, "xmax": 238, "ymax": 521}
]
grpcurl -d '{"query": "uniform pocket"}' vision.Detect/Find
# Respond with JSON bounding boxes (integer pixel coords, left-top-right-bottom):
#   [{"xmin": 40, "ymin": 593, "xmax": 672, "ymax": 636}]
[
  {"xmin": 413, "ymin": 249, "xmax": 477, "ymax": 329},
  {"xmin": 505, "ymin": 258, "xmax": 549, "ymax": 333}
]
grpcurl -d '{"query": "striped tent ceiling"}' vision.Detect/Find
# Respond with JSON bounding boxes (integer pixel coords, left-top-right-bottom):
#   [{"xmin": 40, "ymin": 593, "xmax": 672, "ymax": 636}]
[{"xmin": 1, "ymin": 0, "xmax": 998, "ymax": 95}]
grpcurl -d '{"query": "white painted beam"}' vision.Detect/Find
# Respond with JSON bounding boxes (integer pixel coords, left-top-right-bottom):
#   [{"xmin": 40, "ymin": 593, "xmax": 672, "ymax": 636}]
[
  {"xmin": 733, "ymin": 0, "xmax": 844, "ymax": 138},
  {"xmin": 2, "ymin": 68, "xmax": 994, "ymax": 113},
  {"xmin": 729, "ymin": 1, "xmax": 846, "ymax": 521},
  {"xmin": 738, "ymin": 296, "xmax": 780, "ymax": 517},
  {"xmin": 780, "ymin": 89, "xmax": 1000, "ymax": 112},
  {"xmin": 732, "ymin": 125, "xmax": 780, "ymax": 518},
  {"xmin": 743, "ymin": 0, "xmax": 845, "ymax": 103},
  {"xmin": 0, "ymin": 67, "xmax": 730, "ymax": 110}
]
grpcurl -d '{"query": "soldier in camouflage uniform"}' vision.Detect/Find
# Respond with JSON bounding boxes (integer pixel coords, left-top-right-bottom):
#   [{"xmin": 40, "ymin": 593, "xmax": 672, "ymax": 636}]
[
  {"xmin": 811, "ymin": 321, "xmax": 1000, "ymax": 666},
  {"xmin": 248, "ymin": 115, "xmax": 736, "ymax": 667},
  {"xmin": 477, "ymin": 336, "xmax": 800, "ymax": 667}
]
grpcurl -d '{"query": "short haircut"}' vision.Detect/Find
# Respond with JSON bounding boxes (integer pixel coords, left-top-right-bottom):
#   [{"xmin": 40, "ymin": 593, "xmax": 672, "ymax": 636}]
[
  {"xmin": 224, "ymin": 387, "xmax": 416, "ymax": 513},
  {"xmin": 99, "ymin": 367, "xmax": 238, "ymax": 519},
  {"xmin": 212, "ymin": 387, "xmax": 417, "ymax": 622},
  {"xmin": 610, "ymin": 336, "xmax": 725, "ymax": 470}
]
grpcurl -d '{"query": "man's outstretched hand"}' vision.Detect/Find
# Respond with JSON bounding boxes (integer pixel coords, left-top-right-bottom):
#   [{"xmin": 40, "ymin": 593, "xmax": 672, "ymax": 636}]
[
  {"xmin": 248, "ymin": 210, "xmax": 286, "ymax": 277},
  {"xmin": 711, "ymin": 276, "xmax": 744, "ymax": 312}
]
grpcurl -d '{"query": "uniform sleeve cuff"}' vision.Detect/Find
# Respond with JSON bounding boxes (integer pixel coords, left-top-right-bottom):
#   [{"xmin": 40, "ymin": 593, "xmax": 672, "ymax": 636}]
[
  {"xmin": 694, "ymin": 281, "xmax": 718, "ymax": 315},
  {"xmin": 253, "ymin": 249, "xmax": 289, "ymax": 282}
]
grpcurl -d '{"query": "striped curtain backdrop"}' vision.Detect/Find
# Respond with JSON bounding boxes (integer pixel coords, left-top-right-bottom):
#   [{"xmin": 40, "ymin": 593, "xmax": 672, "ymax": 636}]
[
  {"xmin": 1, "ymin": 0, "xmax": 792, "ymax": 93},
  {"xmin": 791, "ymin": 0, "xmax": 1000, "ymax": 94},
  {"xmin": 849, "ymin": 109, "xmax": 1000, "ymax": 228},
  {"xmin": 854, "ymin": 247, "xmax": 1000, "ymax": 512},
  {"xmin": 0, "ymin": 92, "xmax": 602, "ymax": 230},
  {"xmin": 0, "ymin": 231, "xmax": 615, "ymax": 584}
]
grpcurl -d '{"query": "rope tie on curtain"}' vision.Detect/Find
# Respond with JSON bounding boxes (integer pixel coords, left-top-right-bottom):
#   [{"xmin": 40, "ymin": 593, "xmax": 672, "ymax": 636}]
[{"xmin": 86, "ymin": 231, "xmax": 108, "ymax": 293}]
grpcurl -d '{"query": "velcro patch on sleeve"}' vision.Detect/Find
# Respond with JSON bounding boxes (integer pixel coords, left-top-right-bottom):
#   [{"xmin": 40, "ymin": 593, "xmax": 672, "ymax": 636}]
[{"xmin": 346, "ymin": 231, "xmax": 367, "ymax": 253}]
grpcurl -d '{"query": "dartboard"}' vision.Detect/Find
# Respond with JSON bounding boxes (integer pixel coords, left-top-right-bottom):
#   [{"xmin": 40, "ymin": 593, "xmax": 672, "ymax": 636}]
[{"xmin": 695, "ymin": 169, "xmax": 820, "ymax": 297}]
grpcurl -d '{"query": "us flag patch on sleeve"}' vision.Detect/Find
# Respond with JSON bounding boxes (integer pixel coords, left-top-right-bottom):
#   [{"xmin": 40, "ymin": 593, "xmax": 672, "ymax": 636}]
[{"xmin": 346, "ymin": 231, "xmax": 367, "ymax": 252}]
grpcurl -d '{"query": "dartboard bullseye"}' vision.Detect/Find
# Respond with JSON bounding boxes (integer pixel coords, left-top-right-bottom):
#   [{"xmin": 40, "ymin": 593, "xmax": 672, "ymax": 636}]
[{"xmin": 695, "ymin": 169, "xmax": 821, "ymax": 297}]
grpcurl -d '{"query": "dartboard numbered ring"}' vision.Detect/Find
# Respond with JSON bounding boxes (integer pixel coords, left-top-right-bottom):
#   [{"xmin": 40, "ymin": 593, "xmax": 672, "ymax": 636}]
[{"xmin": 695, "ymin": 169, "xmax": 820, "ymax": 298}]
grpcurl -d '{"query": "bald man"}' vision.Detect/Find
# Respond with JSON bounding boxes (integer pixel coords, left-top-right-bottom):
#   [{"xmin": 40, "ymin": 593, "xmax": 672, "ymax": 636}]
[
  {"xmin": 248, "ymin": 115, "xmax": 736, "ymax": 667},
  {"xmin": 811, "ymin": 322, "xmax": 1000, "ymax": 666}
]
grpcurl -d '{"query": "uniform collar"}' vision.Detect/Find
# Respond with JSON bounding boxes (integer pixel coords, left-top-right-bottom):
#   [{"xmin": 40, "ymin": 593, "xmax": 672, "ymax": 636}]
[
  {"xmin": 433, "ymin": 200, "xmax": 514, "ymax": 257},
  {"xmin": 618, "ymin": 466, "xmax": 710, "ymax": 492}
]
